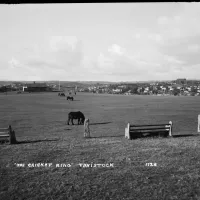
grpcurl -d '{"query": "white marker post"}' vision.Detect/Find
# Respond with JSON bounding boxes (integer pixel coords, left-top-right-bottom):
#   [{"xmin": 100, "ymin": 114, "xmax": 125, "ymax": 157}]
[
  {"xmin": 168, "ymin": 121, "xmax": 173, "ymax": 137},
  {"xmin": 198, "ymin": 115, "xmax": 200, "ymax": 133},
  {"xmin": 84, "ymin": 119, "xmax": 90, "ymax": 138},
  {"xmin": 125, "ymin": 123, "xmax": 130, "ymax": 140}
]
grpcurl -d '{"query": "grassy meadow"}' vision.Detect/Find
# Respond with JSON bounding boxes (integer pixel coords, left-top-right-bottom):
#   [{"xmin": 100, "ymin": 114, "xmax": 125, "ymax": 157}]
[{"xmin": 1, "ymin": 92, "xmax": 200, "ymax": 200}]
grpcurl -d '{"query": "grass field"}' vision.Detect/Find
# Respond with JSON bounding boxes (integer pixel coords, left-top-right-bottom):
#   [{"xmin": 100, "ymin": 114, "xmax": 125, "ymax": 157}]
[{"xmin": 1, "ymin": 92, "xmax": 200, "ymax": 200}]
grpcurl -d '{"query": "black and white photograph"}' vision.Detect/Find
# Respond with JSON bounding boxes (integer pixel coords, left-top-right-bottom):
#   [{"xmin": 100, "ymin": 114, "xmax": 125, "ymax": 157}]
[{"xmin": 1, "ymin": 2, "xmax": 200, "ymax": 200}]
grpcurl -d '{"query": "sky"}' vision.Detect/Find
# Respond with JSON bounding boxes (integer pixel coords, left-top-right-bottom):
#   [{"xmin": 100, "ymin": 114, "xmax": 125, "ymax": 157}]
[{"xmin": 0, "ymin": 3, "xmax": 200, "ymax": 82}]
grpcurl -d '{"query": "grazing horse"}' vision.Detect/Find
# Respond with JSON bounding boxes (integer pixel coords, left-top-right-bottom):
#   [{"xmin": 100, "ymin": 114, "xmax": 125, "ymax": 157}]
[
  {"xmin": 67, "ymin": 96, "xmax": 74, "ymax": 101},
  {"xmin": 67, "ymin": 111, "xmax": 85, "ymax": 125},
  {"xmin": 58, "ymin": 92, "xmax": 65, "ymax": 97}
]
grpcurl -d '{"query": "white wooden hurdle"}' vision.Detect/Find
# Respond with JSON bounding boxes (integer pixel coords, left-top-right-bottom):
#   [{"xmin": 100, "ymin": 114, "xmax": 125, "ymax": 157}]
[
  {"xmin": 125, "ymin": 121, "xmax": 173, "ymax": 140},
  {"xmin": 0, "ymin": 125, "xmax": 17, "ymax": 144}
]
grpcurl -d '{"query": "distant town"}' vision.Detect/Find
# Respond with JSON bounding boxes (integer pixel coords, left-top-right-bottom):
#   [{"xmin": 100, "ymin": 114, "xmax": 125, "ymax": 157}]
[{"xmin": 1, "ymin": 78, "xmax": 200, "ymax": 96}]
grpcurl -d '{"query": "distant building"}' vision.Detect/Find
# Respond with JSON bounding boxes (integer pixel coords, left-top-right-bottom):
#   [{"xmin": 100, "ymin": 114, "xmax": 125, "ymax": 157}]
[
  {"xmin": 176, "ymin": 78, "xmax": 187, "ymax": 85},
  {"xmin": 112, "ymin": 88, "xmax": 122, "ymax": 93},
  {"xmin": 172, "ymin": 84, "xmax": 183, "ymax": 89},
  {"xmin": 24, "ymin": 82, "xmax": 49, "ymax": 92},
  {"xmin": 22, "ymin": 86, "xmax": 27, "ymax": 91}
]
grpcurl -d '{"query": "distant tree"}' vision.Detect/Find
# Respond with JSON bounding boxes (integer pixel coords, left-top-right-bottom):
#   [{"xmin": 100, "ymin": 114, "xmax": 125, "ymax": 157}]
[
  {"xmin": 173, "ymin": 88, "xmax": 180, "ymax": 96},
  {"xmin": 152, "ymin": 90, "xmax": 158, "ymax": 95},
  {"xmin": 131, "ymin": 87, "xmax": 138, "ymax": 94},
  {"xmin": 149, "ymin": 86, "xmax": 154, "ymax": 91},
  {"xmin": 122, "ymin": 87, "xmax": 129, "ymax": 93},
  {"xmin": 191, "ymin": 86, "xmax": 197, "ymax": 93},
  {"xmin": 157, "ymin": 86, "xmax": 161, "ymax": 90},
  {"xmin": 109, "ymin": 84, "xmax": 118, "ymax": 90}
]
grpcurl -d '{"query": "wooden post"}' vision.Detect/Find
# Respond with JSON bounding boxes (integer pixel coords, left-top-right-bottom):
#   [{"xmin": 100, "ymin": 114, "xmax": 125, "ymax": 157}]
[
  {"xmin": 8, "ymin": 125, "xmax": 17, "ymax": 144},
  {"xmin": 84, "ymin": 119, "xmax": 90, "ymax": 138},
  {"xmin": 198, "ymin": 115, "xmax": 200, "ymax": 133},
  {"xmin": 125, "ymin": 123, "xmax": 130, "ymax": 139},
  {"xmin": 168, "ymin": 121, "xmax": 173, "ymax": 137}
]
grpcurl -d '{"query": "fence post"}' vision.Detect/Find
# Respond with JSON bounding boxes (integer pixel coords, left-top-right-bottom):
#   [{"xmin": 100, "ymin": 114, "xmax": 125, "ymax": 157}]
[
  {"xmin": 198, "ymin": 115, "xmax": 200, "ymax": 133},
  {"xmin": 168, "ymin": 121, "xmax": 173, "ymax": 137},
  {"xmin": 125, "ymin": 123, "xmax": 130, "ymax": 139},
  {"xmin": 84, "ymin": 119, "xmax": 90, "ymax": 138},
  {"xmin": 8, "ymin": 125, "xmax": 17, "ymax": 144}
]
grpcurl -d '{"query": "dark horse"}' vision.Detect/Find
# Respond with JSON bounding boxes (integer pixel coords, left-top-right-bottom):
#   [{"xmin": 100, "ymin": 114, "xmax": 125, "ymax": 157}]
[
  {"xmin": 67, "ymin": 111, "xmax": 85, "ymax": 125},
  {"xmin": 67, "ymin": 96, "xmax": 74, "ymax": 101},
  {"xmin": 58, "ymin": 92, "xmax": 65, "ymax": 96}
]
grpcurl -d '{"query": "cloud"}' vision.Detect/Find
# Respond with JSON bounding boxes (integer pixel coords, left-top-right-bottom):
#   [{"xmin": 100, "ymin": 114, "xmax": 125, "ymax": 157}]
[
  {"xmin": 132, "ymin": 33, "xmax": 141, "ymax": 40},
  {"xmin": 8, "ymin": 57, "xmax": 22, "ymax": 69},
  {"xmin": 94, "ymin": 40, "xmax": 197, "ymax": 80},
  {"xmin": 6, "ymin": 57, "xmax": 43, "ymax": 81},
  {"xmin": 97, "ymin": 52, "xmax": 114, "ymax": 67},
  {"xmin": 160, "ymin": 35, "xmax": 200, "ymax": 66},
  {"xmin": 92, "ymin": 43, "xmax": 157, "ymax": 78},
  {"xmin": 107, "ymin": 44, "xmax": 125, "ymax": 56},
  {"xmin": 188, "ymin": 44, "xmax": 200, "ymax": 52},
  {"xmin": 174, "ymin": 15, "xmax": 181, "ymax": 22},
  {"xmin": 3, "ymin": 3, "xmax": 200, "ymax": 81},
  {"xmin": 163, "ymin": 55, "xmax": 185, "ymax": 65},
  {"xmin": 157, "ymin": 16, "xmax": 169, "ymax": 25},
  {"xmin": 4, "ymin": 35, "xmax": 85, "ymax": 81},
  {"xmin": 15, "ymin": 35, "xmax": 83, "ymax": 70},
  {"xmin": 147, "ymin": 33, "xmax": 164, "ymax": 44},
  {"xmin": 49, "ymin": 36, "xmax": 79, "ymax": 52},
  {"xmin": 47, "ymin": 36, "xmax": 84, "ymax": 69}
]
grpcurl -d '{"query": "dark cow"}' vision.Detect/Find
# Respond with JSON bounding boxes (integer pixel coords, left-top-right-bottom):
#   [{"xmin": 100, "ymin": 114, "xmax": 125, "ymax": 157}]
[
  {"xmin": 67, "ymin": 111, "xmax": 85, "ymax": 125},
  {"xmin": 67, "ymin": 96, "xmax": 74, "ymax": 101}
]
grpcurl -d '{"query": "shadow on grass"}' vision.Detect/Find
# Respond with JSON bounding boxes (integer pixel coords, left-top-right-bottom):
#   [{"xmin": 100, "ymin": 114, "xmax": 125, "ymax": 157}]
[
  {"xmin": 16, "ymin": 139, "xmax": 59, "ymax": 144},
  {"xmin": 172, "ymin": 134, "xmax": 200, "ymax": 138},
  {"xmin": 89, "ymin": 135, "xmax": 124, "ymax": 138},
  {"xmin": 90, "ymin": 122, "xmax": 112, "ymax": 125}
]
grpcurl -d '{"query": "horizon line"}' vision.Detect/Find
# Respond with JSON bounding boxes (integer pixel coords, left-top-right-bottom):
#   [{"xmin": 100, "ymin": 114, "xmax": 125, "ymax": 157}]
[{"xmin": 1, "ymin": 79, "xmax": 200, "ymax": 83}]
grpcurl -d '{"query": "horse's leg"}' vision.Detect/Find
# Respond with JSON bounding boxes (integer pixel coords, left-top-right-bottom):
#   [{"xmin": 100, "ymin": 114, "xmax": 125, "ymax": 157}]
[
  {"xmin": 67, "ymin": 118, "xmax": 70, "ymax": 125},
  {"xmin": 72, "ymin": 119, "xmax": 74, "ymax": 125}
]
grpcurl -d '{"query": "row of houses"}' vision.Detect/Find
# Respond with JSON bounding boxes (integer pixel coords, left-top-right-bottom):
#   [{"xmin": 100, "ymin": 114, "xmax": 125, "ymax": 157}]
[{"xmin": 80, "ymin": 80, "xmax": 200, "ymax": 96}]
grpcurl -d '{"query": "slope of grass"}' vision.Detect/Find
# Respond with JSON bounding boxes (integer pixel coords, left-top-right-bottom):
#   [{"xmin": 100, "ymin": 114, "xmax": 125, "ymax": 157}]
[{"xmin": 1, "ymin": 92, "xmax": 200, "ymax": 200}]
